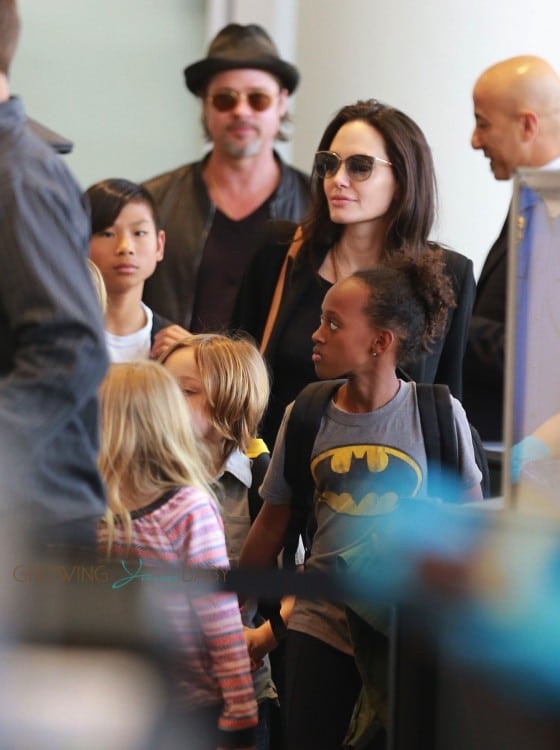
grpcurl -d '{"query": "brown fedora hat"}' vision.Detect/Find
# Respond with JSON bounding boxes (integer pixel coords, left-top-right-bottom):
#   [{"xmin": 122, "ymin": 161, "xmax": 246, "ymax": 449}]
[{"xmin": 184, "ymin": 23, "xmax": 299, "ymax": 95}]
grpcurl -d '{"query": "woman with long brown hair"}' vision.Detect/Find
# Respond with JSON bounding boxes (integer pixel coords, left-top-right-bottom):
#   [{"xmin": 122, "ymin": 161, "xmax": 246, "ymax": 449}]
[{"xmin": 232, "ymin": 99, "xmax": 475, "ymax": 449}]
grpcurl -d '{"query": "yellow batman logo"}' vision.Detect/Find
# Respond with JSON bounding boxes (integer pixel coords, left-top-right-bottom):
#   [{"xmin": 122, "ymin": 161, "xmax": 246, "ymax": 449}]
[{"xmin": 311, "ymin": 444, "xmax": 422, "ymax": 516}]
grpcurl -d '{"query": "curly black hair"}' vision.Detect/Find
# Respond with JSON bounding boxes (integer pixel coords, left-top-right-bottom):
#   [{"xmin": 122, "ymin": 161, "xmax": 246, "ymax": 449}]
[{"xmin": 353, "ymin": 248, "xmax": 456, "ymax": 366}]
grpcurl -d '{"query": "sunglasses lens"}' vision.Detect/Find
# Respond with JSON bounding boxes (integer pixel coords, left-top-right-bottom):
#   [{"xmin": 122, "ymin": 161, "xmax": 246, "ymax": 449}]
[
  {"xmin": 210, "ymin": 91, "xmax": 273, "ymax": 112},
  {"xmin": 346, "ymin": 155, "xmax": 375, "ymax": 180},
  {"xmin": 211, "ymin": 91, "xmax": 238, "ymax": 112},
  {"xmin": 315, "ymin": 153, "xmax": 339, "ymax": 178},
  {"xmin": 247, "ymin": 92, "xmax": 273, "ymax": 111}
]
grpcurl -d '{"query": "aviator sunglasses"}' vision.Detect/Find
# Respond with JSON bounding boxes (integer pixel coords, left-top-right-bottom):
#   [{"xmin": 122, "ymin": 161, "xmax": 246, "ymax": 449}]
[
  {"xmin": 208, "ymin": 88, "xmax": 276, "ymax": 113},
  {"xmin": 314, "ymin": 151, "xmax": 393, "ymax": 181}
]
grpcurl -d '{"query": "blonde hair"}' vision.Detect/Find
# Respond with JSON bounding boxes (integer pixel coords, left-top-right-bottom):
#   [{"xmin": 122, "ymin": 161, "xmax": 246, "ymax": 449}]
[
  {"xmin": 98, "ymin": 360, "xmax": 216, "ymax": 553},
  {"xmin": 87, "ymin": 258, "xmax": 107, "ymax": 313},
  {"xmin": 160, "ymin": 334, "xmax": 270, "ymax": 459}
]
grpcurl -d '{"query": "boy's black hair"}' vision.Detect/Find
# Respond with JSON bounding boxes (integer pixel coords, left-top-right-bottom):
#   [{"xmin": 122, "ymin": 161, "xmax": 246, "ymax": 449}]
[{"xmin": 86, "ymin": 178, "xmax": 162, "ymax": 233}]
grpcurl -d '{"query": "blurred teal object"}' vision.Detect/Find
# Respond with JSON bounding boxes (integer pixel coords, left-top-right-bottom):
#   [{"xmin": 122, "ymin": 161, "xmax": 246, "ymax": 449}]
[
  {"xmin": 342, "ymin": 496, "xmax": 560, "ymax": 707},
  {"xmin": 511, "ymin": 435, "xmax": 551, "ymax": 483}
]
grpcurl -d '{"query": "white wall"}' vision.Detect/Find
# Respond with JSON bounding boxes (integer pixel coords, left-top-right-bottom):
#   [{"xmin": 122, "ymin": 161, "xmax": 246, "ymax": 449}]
[{"xmin": 10, "ymin": 0, "xmax": 206, "ymax": 189}]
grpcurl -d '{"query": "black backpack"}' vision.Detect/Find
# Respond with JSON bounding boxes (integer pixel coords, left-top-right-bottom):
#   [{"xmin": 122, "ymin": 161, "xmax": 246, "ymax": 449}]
[{"xmin": 282, "ymin": 379, "xmax": 490, "ymax": 561}]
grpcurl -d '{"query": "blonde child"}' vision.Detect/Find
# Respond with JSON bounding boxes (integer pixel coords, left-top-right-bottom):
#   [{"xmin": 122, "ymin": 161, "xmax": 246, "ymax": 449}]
[
  {"xmin": 161, "ymin": 334, "xmax": 288, "ymax": 750},
  {"xmin": 97, "ymin": 360, "xmax": 257, "ymax": 750}
]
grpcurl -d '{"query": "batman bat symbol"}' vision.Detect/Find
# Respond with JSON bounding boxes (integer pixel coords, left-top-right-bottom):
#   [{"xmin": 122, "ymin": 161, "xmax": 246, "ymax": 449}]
[{"xmin": 311, "ymin": 444, "xmax": 422, "ymax": 516}]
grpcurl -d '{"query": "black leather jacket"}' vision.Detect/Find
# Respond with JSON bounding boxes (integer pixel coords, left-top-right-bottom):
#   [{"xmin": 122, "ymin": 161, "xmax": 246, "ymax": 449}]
[{"xmin": 142, "ymin": 151, "xmax": 310, "ymax": 328}]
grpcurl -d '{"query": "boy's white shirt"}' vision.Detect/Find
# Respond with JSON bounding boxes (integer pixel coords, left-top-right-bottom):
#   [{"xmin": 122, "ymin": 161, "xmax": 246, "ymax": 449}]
[{"xmin": 105, "ymin": 302, "xmax": 152, "ymax": 362}]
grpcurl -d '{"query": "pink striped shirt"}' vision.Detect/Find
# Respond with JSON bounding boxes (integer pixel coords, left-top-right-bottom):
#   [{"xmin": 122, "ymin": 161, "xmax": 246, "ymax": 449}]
[{"xmin": 97, "ymin": 486, "xmax": 257, "ymax": 743}]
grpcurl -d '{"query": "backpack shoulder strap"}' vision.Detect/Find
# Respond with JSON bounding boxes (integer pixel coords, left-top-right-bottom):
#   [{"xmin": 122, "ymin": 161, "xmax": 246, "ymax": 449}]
[
  {"xmin": 282, "ymin": 379, "xmax": 345, "ymax": 566},
  {"xmin": 416, "ymin": 383, "xmax": 491, "ymax": 499},
  {"xmin": 415, "ymin": 383, "xmax": 442, "ymax": 469},
  {"xmin": 284, "ymin": 379, "xmax": 345, "ymax": 497},
  {"xmin": 432, "ymin": 384, "xmax": 459, "ymax": 468},
  {"xmin": 246, "ymin": 437, "xmax": 270, "ymax": 524},
  {"xmin": 416, "ymin": 383, "xmax": 459, "ymax": 499}
]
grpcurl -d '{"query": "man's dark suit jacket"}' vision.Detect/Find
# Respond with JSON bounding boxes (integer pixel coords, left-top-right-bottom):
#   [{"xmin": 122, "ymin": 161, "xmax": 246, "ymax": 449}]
[{"xmin": 462, "ymin": 215, "xmax": 508, "ymax": 442}]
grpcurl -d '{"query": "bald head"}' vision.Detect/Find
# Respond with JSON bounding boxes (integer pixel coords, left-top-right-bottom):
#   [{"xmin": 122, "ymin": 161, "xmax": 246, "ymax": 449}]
[
  {"xmin": 476, "ymin": 56, "xmax": 560, "ymax": 118},
  {"xmin": 472, "ymin": 55, "xmax": 560, "ymax": 179}
]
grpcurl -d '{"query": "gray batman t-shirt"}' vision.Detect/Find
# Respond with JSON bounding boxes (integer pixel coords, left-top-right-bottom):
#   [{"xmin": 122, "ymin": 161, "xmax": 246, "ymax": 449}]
[{"xmin": 261, "ymin": 380, "xmax": 481, "ymax": 653}]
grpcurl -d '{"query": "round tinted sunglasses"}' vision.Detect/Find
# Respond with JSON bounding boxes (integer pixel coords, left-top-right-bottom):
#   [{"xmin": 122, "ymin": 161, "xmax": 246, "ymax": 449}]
[
  {"xmin": 208, "ymin": 88, "xmax": 276, "ymax": 113},
  {"xmin": 314, "ymin": 151, "xmax": 393, "ymax": 181}
]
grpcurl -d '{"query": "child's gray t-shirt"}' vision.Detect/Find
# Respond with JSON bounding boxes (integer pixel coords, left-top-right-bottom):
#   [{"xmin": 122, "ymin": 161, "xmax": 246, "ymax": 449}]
[{"xmin": 260, "ymin": 380, "xmax": 481, "ymax": 653}]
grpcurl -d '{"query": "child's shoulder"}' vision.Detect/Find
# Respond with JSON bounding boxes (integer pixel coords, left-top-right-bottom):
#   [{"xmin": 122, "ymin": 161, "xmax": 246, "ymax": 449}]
[
  {"xmin": 150, "ymin": 486, "xmax": 223, "ymax": 545},
  {"xmin": 134, "ymin": 485, "xmax": 218, "ymax": 524},
  {"xmin": 165, "ymin": 485, "xmax": 218, "ymax": 514}
]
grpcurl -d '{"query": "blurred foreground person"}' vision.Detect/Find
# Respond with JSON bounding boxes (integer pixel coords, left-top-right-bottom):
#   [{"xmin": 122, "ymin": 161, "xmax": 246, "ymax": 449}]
[{"xmin": 0, "ymin": 0, "xmax": 108, "ymax": 550}]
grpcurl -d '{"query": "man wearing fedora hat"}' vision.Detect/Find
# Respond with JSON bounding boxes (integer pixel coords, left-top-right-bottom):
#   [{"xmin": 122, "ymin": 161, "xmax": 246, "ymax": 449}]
[{"xmin": 142, "ymin": 23, "xmax": 310, "ymax": 339}]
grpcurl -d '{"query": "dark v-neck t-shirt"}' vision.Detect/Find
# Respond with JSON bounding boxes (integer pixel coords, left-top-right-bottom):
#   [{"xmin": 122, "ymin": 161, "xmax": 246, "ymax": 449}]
[{"xmin": 190, "ymin": 201, "xmax": 270, "ymax": 333}]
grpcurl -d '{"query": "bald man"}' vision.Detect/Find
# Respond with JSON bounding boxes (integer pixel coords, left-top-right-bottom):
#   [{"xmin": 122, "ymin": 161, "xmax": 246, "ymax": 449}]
[{"xmin": 463, "ymin": 56, "xmax": 560, "ymax": 443}]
